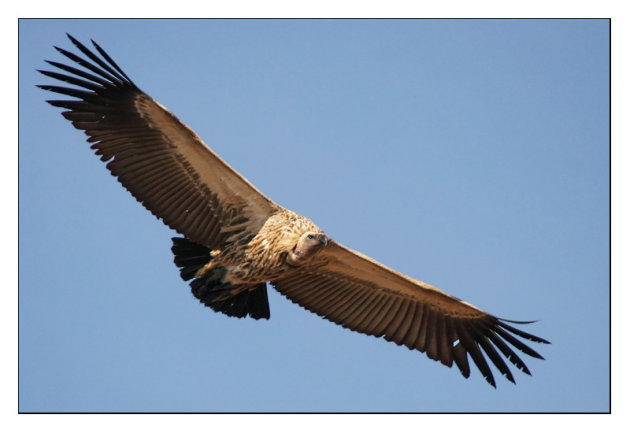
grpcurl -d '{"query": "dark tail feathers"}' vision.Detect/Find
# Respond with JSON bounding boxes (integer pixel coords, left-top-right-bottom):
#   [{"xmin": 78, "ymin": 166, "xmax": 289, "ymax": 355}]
[{"xmin": 171, "ymin": 237, "xmax": 270, "ymax": 320}]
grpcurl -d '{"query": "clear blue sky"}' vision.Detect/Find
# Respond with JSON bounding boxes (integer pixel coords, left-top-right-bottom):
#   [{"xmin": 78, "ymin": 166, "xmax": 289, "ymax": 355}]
[{"xmin": 19, "ymin": 19, "xmax": 609, "ymax": 412}]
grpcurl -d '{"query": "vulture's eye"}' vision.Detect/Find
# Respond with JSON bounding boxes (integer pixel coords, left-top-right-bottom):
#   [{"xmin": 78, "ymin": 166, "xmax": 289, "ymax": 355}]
[{"xmin": 307, "ymin": 234, "xmax": 315, "ymax": 240}]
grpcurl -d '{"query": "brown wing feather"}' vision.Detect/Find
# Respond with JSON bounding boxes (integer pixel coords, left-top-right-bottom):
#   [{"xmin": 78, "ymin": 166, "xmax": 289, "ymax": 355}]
[
  {"xmin": 272, "ymin": 241, "xmax": 549, "ymax": 387},
  {"xmin": 39, "ymin": 35, "xmax": 278, "ymax": 248}
]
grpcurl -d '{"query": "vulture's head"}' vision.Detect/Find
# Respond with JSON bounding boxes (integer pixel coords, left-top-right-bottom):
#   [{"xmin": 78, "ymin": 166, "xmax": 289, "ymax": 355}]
[{"xmin": 287, "ymin": 231, "xmax": 328, "ymax": 265}]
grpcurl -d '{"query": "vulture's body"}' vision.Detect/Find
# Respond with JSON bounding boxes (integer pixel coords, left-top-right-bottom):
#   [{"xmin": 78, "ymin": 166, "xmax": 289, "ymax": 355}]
[{"xmin": 39, "ymin": 35, "xmax": 549, "ymax": 387}]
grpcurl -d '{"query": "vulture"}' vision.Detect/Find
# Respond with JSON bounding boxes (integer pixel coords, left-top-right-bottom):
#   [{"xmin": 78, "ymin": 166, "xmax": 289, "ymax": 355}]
[{"xmin": 39, "ymin": 34, "xmax": 549, "ymax": 388}]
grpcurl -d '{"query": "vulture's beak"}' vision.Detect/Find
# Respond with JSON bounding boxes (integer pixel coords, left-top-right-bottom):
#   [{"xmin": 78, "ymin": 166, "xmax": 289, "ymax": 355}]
[{"xmin": 318, "ymin": 235, "xmax": 328, "ymax": 246}]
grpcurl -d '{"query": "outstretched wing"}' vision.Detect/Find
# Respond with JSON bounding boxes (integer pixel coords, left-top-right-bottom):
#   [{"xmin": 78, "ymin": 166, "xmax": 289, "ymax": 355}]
[
  {"xmin": 272, "ymin": 241, "xmax": 549, "ymax": 387},
  {"xmin": 38, "ymin": 34, "xmax": 279, "ymax": 248}
]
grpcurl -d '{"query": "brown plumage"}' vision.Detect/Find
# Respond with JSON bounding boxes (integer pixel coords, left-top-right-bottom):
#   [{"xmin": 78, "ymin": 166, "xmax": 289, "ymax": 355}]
[{"xmin": 39, "ymin": 35, "xmax": 549, "ymax": 387}]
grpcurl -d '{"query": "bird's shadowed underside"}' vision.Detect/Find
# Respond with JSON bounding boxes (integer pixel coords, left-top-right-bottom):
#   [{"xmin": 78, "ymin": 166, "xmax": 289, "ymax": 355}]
[{"xmin": 172, "ymin": 237, "xmax": 270, "ymax": 319}]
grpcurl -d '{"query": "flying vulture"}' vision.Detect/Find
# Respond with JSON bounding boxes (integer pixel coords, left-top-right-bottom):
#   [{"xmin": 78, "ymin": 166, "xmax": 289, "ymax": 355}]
[{"xmin": 39, "ymin": 34, "xmax": 549, "ymax": 387}]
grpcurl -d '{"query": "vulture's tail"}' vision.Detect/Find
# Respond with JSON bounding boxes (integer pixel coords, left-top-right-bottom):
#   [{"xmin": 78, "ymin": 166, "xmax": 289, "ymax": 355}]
[{"xmin": 171, "ymin": 237, "xmax": 270, "ymax": 320}]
